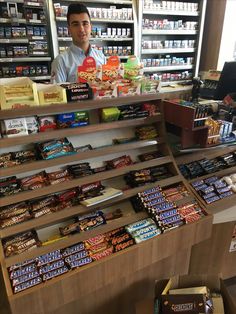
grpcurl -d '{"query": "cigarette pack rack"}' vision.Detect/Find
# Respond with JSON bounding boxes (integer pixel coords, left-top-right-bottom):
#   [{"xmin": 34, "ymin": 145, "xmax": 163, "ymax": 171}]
[{"xmin": 0, "ymin": 0, "xmax": 52, "ymax": 81}]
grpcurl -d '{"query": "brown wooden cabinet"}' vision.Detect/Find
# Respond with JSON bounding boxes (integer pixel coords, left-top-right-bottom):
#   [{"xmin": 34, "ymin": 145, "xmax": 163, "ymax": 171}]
[{"xmin": 0, "ymin": 94, "xmax": 212, "ymax": 314}]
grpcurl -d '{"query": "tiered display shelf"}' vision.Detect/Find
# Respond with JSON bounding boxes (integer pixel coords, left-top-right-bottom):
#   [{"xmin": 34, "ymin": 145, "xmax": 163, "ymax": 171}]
[
  {"xmin": 0, "ymin": 94, "xmax": 212, "ymax": 314},
  {"xmin": 175, "ymin": 146, "xmax": 236, "ymax": 215}
]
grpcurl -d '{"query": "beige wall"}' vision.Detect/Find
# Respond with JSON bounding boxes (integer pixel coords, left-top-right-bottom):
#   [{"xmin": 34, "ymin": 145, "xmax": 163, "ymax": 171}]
[{"xmin": 200, "ymin": 0, "xmax": 227, "ymax": 71}]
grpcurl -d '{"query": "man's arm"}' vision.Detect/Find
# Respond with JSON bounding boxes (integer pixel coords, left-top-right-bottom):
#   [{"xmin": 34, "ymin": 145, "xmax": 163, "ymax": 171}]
[{"xmin": 51, "ymin": 56, "xmax": 67, "ymax": 83}]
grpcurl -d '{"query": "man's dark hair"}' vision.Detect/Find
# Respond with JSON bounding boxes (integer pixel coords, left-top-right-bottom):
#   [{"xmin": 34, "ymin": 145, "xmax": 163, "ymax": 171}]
[{"xmin": 67, "ymin": 3, "xmax": 91, "ymax": 23}]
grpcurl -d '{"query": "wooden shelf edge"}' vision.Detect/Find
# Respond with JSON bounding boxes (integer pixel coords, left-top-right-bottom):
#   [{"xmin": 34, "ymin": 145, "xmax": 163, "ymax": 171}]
[
  {"xmin": 0, "ymin": 115, "xmax": 161, "ymax": 148},
  {"xmin": 0, "ymin": 138, "xmax": 164, "ymax": 178},
  {"xmin": 5, "ymin": 213, "xmax": 211, "ymax": 300},
  {"xmin": 0, "ymin": 156, "xmax": 173, "ymax": 207},
  {"xmin": 189, "ymin": 165, "xmax": 236, "ymax": 183},
  {"xmin": 4, "ymin": 212, "xmax": 148, "ymax": 267},
  {"xmin": 0, "ymin": 174, "xmax": 182, "ymax": 238},
  {"xmin": 0, "ymin": 94, "xmax": 161, "ymax": 120}
]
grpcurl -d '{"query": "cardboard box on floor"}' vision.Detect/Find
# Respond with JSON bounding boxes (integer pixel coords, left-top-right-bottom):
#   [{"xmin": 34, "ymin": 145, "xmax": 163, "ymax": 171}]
[{"xmin": 135, "ymin": 275, "xmax": 225, "ymax": 314}]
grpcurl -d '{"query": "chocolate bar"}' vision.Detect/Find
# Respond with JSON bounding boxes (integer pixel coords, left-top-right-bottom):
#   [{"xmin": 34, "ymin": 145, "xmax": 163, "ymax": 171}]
[
  {"xmin": 134, "ymin": 229, "xmax": 161, "ymax": 243},
  {"xmin": 113, "ymin": 239, "xmax": 134, "ymax": 252},
  {"xmin": 205, "ymin": 195, "xmax": 220, "ymax": 204},
  {"xmin": 158, "ymin": 214, "xmax": 182, "ymax": 226},
  {"xmin": 14, "ymin": 277, "xmax": 42, "ymax": 293},
  {"xmin": 10, "ymin": 263, "xmax": 37, "ymax": 280},
  {"xmin": 12, "ymin": 270, "xmax": 39, "ymax": 287},
  {"xmin": 65, "ymin": 251, "xmax": 88, "ymax": 263},
  {"xmin": 90, "ymin": 246, "xmax": 113, "ymax": 261},
  {"xmin": 68, "ymin": 257, "xmax": 93, "ymax": 269},
  {"xmin": 36, "ymin": 250, "xmax": 62, "ymax": 266},
  {"xmin": 39, "ymin": 260, "xmax": 65, "ymax": 275},
  {"xmin": 125, "ymin": 218, "xmax": 154, "ymax": 233},
  {"xmin": 111, "ymin": 233, "xmax": 131, "ymax": 246},
  {"xmin": 62, "ymin": 243, "xmax": 85, "ymax": 257},
  {"xmin": 131, "ymin": 224, "xmax": 157, "ymax": 237},
  {"xmin": 42, "ymin": 266, "xmax": 68, "ymax": 281}
]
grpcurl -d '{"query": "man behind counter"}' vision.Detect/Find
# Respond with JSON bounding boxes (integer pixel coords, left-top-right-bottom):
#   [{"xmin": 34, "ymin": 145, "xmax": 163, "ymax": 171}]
[{"xmin": 51, "ymin": 3, "xmax": 106, "ymax": 83}]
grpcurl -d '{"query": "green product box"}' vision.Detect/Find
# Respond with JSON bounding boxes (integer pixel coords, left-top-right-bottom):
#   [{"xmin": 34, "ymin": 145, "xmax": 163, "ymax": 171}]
[{"xmin": 101, "ymin": 107, "xmax": 120, "ymax": 122}]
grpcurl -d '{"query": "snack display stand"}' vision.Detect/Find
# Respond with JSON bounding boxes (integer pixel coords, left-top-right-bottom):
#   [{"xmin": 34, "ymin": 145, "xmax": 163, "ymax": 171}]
[{"xmin": 0, "ymin": 93, "xmax": 212, "ymax": 314}]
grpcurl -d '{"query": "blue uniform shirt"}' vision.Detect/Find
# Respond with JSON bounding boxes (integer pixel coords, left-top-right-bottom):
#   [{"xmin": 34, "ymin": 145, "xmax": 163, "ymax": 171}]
[{"xmin": 51, "ymin": 43, "xmax": 106, "ymax": 83}]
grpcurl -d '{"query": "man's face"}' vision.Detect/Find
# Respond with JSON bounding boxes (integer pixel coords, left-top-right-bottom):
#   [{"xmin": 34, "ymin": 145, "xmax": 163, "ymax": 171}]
[{"xmin": 68, "ymin": 13, "xmax": 92, "ymax": 47}]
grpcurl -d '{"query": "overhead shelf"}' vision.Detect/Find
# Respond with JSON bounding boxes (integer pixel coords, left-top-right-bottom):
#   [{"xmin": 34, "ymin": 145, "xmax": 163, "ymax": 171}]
[
  {"xmin": 142, "ymin": 48, "xmax": 195, "ymax": 54},
  {"xmin": 142, "ymin": 29, "xmax": 197, "ymax": 35},
  {"xmin": 0, "ymin": 38, "xmax": 29, "ymax": 44},
  {"xmin": 56, "ymin": 17, "xmax": 134, "ymax": 23},
  {"xmin": 0, "ymin": 57, "xmax": 51, "ymax": 63},
  {"xmin": 143, "ymin": 9, "xmax": 199, "ymax": 16},
  {"xmin": 144, "ymin": 65, "xmax": 193, "ymax": 72}
]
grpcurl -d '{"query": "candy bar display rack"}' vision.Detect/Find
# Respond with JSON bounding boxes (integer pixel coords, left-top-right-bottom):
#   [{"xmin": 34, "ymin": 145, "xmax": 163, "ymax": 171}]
[
  {"xmin": 0, "ymin": 94, "xmax": 212, "ymax": 314},
  {"xmin": 175, "ymin": 146, "xmax": 236, "ymax": 215}
]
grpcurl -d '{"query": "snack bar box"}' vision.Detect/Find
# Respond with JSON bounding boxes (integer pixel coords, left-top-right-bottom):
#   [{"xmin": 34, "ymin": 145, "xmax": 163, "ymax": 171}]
[
  {"xmin": 0, "ymin": 77, "xmax": 39, "ymax": 110},
  {"xmin": 37, "ymin": 83, "xmax": 67, "ymax": 106}
]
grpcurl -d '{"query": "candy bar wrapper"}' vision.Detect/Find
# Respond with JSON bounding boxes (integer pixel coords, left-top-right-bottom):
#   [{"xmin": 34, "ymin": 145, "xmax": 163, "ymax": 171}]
[
  {"xmin": 57, "ymin": 189, "xmax": 78, "ymax": 203},
  {"xmin": 105, "ymin": 227, "xmax": 125, "ymax": 239},
  {"xmin": 111, "ymin": 232, "xmax": 131, "ymax": 246},
  {"xmin": 157, "ymin": 209, "xmax": 179, "ymax": 221},
  {"xmin": 75, "ymin": 144, "xmax": 93, "ymax": 152},
  {"xmin": 125, "ymin": 218, "xmax": 155, "ymax": 233},
  {"xmin": 39, "ymin": 260, "xmax": 65, "ymax": 275},
  {"xmin": 161, "ymin": 220, "xmax": 185, "ymax": 233},
  {"xmin": 202, "ymin": 192, "xmax": 217, "ymax": 200},
  {"xmin": 31, "ymin": 206, "xmax": 52, "ymax": 218},
  {"xmin": 146, "ymin": 202, "xmax": 176, "ymax": 213},
  {"xmin": 14, "ymin": 277, "xmax": 42, "ymax": 293},
  {"xmin": 158, "ymin": 214, "xmax": 182, "ymax": 227},
  {"xmin": 166, "ymin": 193, "xmax": 184, "ymax": 202},
  {"xmin": 12, "ymin": 270, "xmax": 39, "ymax": 287},
  {"xmin": 191, "ymin": 180, "xmax": 205, "ymax": 188},
  {"xmin": 114, "ymin": 239, "xmax": 134, "ymax": 252},
  {"xmin": 130, "ymin": 224, "xmax": 157, "ymax": 237},
  {"xmin": 30, "ymin": 196, "xmax": 57, "ymax": 212},
  {"xmin": 42, "ymin": 266, "xmax": 69, "ymax": 281},
  {"xmin": 0, "ymin": 211, "xmax": 32, "ymax": 229},
  {"xmin": 80, "ymin": 181, "xmax": 103, "ymax": 194},
  {"xmin": 47, "ymin": 169, "xmax": 69, "ymax": 180},
  {"xmin": 90, "ymin": 246, "xmax": 113, "ymax": 261},
  {"xmin": 59, "ymin": 221, "xmax": 80, "ymax": 236},
  {"xmin": 212, "ymin": 180, "xmax": 227, "ymax": 189},
  {"xmin": 204, "ymin": 176, "xmax": 219, "ymax": 185},
  {"xmin": 134, "ymin": 229, "xmax": 161, "ymax": 244},
  {"xmin": 37, "ymin": 138, "xmax": 71, "ymax": 152},
  {"xmin": 65, "ymin": 251, "xmax": 88, "ymax": 264},
  {"xmin": 0, "ymin": 202, "xmax": 30, "ymax": 220},
  {"xmin": 62, "ymin": 243, "xmax": 85, "ymax": 257},
  {"xmin": 138, "ymin": 151, "xmax": 162, "ymax": 162},
  {"xmin": 9, "ymin": 258, "xmax": 36, "ymax": 272},
  {"xmin": 41, "ymin": 144, "xmax": 75, "ymax": 160},
  {"xmin": 10, "ymin": 263, "xmax": 37, "ymax": 280},
  {"xmin": 20, "ymin": 171, "xmax": 48, "ymax": 191},
  {"xmin": 219, "ymin": 191, "xmax": 234, "ymax": 199},
  {"xmin": 194, "ymin": 184, "xmax": 208, "ymax": 192},
  {"xmin": 85, "ymin": 235, "xmax": 106, "ymax": 248},
  {"xmin": 185, "ymin": 213, "xmax": 202, "ymax": 223},
  {"xmin": 36, "ymin": 250, "xmax": 62, "ymax": 266},
  {"xmin": 88, "ymin": 241, "xmax": 109, "ymax": 255},
  {"xmin": 49, "ymin": 176, "xmax": 71, "ymax": 185},
  {"xmin": 138, "ymin": 186, "xmax": 162, "ymax": 197},
  {"xmin": 140, "ymin": 193, "xmax": 164, "ymax": 203},
  {"xmin": 69, "ymin": 257, "xmax": 93, "ymax": 269},
  {"xmin": 205, "ymin": 195, "xmax": 220, "ymax": 204},
  {"xmin": 78, "ymin": 212, "xmax": 106, "ymax": 232}
]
